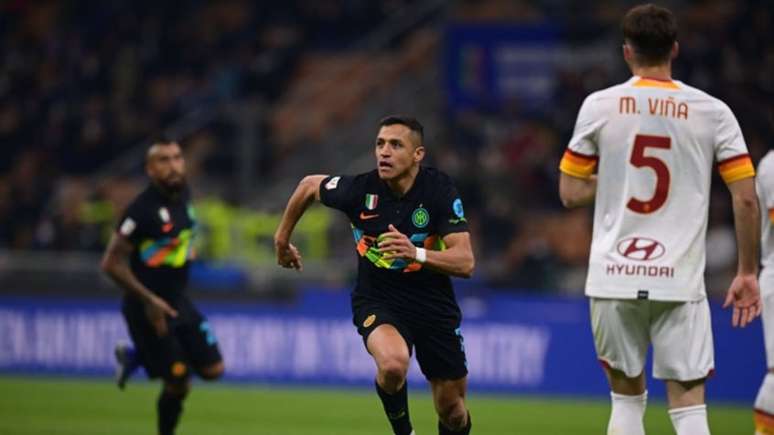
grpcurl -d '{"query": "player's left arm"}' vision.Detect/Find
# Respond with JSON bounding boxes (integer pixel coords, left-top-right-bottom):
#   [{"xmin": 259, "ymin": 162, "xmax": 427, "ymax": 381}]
[
  {"xmin": 724, "ymin": 176, "xmax": 762, "ymax": 327},
  {"xmin": 377, "ymin": 224, "xmax": 475, "ymax": 278},
  {"xmin": 559, "ymin": 173, "xmax": 597, "ymax": 208},
  {"xmin": 714, "ymin": 101, "xmax": 762, "ymax": 327}
]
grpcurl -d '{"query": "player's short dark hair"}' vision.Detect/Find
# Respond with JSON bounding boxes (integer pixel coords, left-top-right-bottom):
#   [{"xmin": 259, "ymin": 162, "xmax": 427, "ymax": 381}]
[
  {"xmin": 379, "ymin": 115, "xmax": 424, "ymax": 147},
  {"xmin": 621, "ymin": 4, "xmax": 677, "ymax": 66},
  {"xmin": 149, "ymin": 135, "xmax": 176, "ymax": 148},
  {"xmin": 145, "ymin": 136, "xmax": 179, "ymax": 164}
]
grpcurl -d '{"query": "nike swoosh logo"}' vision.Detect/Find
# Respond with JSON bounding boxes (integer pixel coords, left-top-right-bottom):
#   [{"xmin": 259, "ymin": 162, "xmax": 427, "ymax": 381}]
[{"xmin": 360, "ymin": 212, "xmax": 379, "ymax": 220}]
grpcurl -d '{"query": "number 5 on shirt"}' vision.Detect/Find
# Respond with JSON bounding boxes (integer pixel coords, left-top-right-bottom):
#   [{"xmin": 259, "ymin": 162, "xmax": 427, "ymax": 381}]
[{"xmin": 627, "ymin": 134, "xmax": 671, "ymax": 214}]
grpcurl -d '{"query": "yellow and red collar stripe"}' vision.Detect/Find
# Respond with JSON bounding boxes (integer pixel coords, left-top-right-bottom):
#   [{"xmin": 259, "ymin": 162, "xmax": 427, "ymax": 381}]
[
  {"xmin": 633, "ymin": 77, "xmax": 680, "ymax": 90},
  {"xmin": 559, "ymin": 149, "xmax": 598, "ymax": 179},
  {"xmin": 718, "ymin": 154, "xmax": 755, "ymax": 184}
]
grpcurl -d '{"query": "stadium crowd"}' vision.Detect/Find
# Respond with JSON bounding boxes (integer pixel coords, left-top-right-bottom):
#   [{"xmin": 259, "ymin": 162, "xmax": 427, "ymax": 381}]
[
  {"xmin": 1, "ymin": 0, "xmax": 771, "ymax": 295},
  {"xmin": 0, "ymin": 0, "xmax": 408, "ymax": 249}
]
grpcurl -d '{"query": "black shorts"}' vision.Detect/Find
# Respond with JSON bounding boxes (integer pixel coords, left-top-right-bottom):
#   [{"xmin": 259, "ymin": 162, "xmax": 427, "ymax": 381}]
[
  {"xmin": 122, "ymin": 296, "xmax": 222, "ymax": 383},
  {"xmin": 352, "ymin": 296, "xmax": 468, "ymax": 381}
]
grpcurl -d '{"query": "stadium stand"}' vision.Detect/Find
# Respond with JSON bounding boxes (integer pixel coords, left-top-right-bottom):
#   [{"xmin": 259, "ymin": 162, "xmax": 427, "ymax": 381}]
[{"xmin": 0, "ymin": 0, "xmax": 771, "ymax": 298}]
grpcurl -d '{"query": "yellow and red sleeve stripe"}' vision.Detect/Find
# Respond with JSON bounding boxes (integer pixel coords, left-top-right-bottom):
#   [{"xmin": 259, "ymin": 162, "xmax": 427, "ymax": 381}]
[
  {"xmin": 559, "ymin": 149, "xmax": 598, "ymax": 179},
  {"xmin": 755, "ymin": 409, "xmax": 774, "ymax": 433},
  {"xmin": 768, "ymin": 209, "xmax": 774, "ymax": 224},
  {"xmin": 717, "ymin": 154, "xmax": 755, "ymax": 184}
]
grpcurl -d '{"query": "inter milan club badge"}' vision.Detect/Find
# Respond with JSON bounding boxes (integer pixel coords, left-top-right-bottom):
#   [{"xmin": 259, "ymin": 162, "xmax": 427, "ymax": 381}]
[
  {"xmin": 365, "ymin": 194, "xmax": 378, "ymax": 210},
  {"xmin": 412, "ymin": 207, "xmax": 429, "ymax": 228}
]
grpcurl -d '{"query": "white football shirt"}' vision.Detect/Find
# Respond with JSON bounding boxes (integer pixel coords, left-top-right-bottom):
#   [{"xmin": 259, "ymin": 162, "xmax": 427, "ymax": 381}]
[
  {"xmin": 757, "ymin": 151, "xmax": 774, "ymax": 270},
  {"xmin": 560, "ymin": 76, "xmax": 755, "ymax": 301}
]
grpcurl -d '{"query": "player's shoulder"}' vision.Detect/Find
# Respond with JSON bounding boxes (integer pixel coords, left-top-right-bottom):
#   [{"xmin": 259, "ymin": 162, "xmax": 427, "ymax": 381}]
[
  {"xmin": 672, "ymin": 80, "xmax": 713, "ymax": 98},
  {"xmin": 588, "ymin": 80, "xmax": 633, "ymax": 100},
  {"xmin": 673, "ymin": 80, "xmax": 732, "ymax": 111},
  {"xmin": 575, "ymin": 80, "xmax": 634, "ymax": 116},
  {"xmin": 420, "ymin": 166, "xmax": 456, "ymax": 187},
  {"xmin": 353, "ymin": 169, "xmax": 379, "ymax": 187},
  {"xmin": 324, "ymin": 170, "xmax": 376, "ymax": 193},
  {"xmin": 581, "ymin": 78, "xmax": 645, "ymax": 105},
  {"xmin": 122, "ymin": 185, "xmax": 155, "ymax": 215}
]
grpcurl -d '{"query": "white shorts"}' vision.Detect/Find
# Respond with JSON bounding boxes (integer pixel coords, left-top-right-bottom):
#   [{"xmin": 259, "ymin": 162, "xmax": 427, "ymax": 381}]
[
  {"xmin": 761, "ymin": 269, "xmax": 774, "ymax": 368},
  {"xmin": 590, "ymin": 297, "xmax": 714, "ymax": 381}
]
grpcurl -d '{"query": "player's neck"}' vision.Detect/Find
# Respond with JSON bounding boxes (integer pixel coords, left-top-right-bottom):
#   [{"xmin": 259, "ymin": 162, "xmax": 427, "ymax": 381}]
[
  {"xmin": 385, "ymin": 165, "xmax": 420, "ymax": 197},
  {"xmin": 631, "ymin": 64, "xmax": 672, "ymax": 81},
  {"xmin": 151, "ymin": 181, "xmax": 183, "ymax": 201}
]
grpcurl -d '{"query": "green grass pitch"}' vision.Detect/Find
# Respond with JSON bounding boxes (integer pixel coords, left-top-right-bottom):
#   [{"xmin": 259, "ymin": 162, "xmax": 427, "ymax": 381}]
[{"xmin": 0, "ymin": 376, "xmax": 752, "ymax": 434}]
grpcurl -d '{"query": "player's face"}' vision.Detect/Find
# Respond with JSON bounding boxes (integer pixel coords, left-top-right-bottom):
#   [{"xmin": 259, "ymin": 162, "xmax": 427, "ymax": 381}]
[
  {"xmin": 374, "ymin": 125, "xmax": 424, "ymax": 181},
  {"xmin": 146, "ymin": 143, "xmax": 186, "ymax": 191}
]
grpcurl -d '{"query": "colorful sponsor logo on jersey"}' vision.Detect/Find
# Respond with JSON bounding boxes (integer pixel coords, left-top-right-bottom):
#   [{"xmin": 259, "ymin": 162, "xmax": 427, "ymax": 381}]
[
  {"xmin": 350, "ymin": 226, "xmax": 445, "ymax": 272},
  {"xmin": 616, "ymin": 237, "xmax": 666, "ymax": 261},
  {"xmin": 363, "ymin": 314, "xmax": 376, "ymax": 328},
  {"xmin": 365, "ymin": 194, "xmax": 378, "ymax": 210},
  {"xmin": 411, "ymin": 207, "xmax": 429, "ymax": 228},
  {"xmin": 139, "ymin": 229, "xmax": 195, "ymax": 268}
]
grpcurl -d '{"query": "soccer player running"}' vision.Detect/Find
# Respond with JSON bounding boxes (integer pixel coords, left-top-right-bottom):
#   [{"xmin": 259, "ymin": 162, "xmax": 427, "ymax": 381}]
[
  {"xmin": 274, "ymin": 116, "xmax": 474, "ymax": 435},
  {"xmin": 558, "ymin": 4, "xmax": 761, "ymax": 435},
  {"xmin": 755, "ymin": 151, "xmax": 774, "ymax": 434},
  {"xmin": 101, "ymin": 140, "xmax": 224, "ymax": 435}
]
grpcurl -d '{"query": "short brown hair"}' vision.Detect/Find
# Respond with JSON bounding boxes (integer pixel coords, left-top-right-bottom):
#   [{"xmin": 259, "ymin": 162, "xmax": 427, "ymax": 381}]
[
  {"xmin": 379, "ymin": 115, "xmax": 424, "ymax": 147},
  {"xmin": 622, "ymin": 4, "xmax": 677, "ymax": 66}
]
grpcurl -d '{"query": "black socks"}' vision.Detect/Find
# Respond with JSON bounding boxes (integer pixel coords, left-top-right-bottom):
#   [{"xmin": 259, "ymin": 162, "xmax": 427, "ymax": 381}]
[
  {"xmin": 438, "ymin": 411, "xmax": 472, "ymax": 435},
  {"xmin": 157, "ymin": 390, "xmax": 184, "ymax": 435},
  {"xmin": 375, "ymin": 380, "xmax": 413, "ymax": 435}
]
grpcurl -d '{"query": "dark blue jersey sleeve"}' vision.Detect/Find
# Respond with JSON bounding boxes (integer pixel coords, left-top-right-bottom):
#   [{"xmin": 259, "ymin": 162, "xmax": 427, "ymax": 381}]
[
  {"xmin": 115, "ymin": 199, "xmax": 147, "ymax": 246},
  {"xmin": 319, "ymin": 175, "xmax": 358, "ymax": 215},
  {"xmin": 434, "ymin": 176, "xmax": 470, "ymax": 237}
]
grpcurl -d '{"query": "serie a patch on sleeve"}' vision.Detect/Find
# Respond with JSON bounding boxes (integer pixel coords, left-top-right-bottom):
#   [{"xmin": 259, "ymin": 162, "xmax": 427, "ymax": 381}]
[
  {"xmin": 119, "ymin": 218, "xmax": 136, "ymax": 236},
  {"xmin": 559, "ymin": 149, "xmax": 599, "ymax": 179},
  {"xmin": 718, "ymin": 154, "xmax": 755, "ymax": 184}
]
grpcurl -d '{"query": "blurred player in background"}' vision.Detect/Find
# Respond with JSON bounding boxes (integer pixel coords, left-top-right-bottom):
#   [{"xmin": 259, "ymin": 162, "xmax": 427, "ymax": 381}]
[
  {"xmin": 558, "ymin": 4, "xmax": 760, "ymax": 435},
  {"xmin": 755, "ymin": 152, "xmax": 774, "ymax": 434},
  {"xmin": 101, "ymin": 140, "xmax": 224, "ymax": 435},
  {"xmin": 274, "ymin": 116, "xmax": 475, "ymax": 435}
]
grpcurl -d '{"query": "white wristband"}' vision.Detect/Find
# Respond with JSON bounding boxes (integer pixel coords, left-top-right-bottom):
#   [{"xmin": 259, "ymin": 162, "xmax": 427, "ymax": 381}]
[{"xmin": 415, "ymin": 247, "xmax": 427, "ymax": 264}]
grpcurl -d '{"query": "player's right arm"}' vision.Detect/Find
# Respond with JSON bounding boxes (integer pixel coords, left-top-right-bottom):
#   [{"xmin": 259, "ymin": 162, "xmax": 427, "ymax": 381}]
[
  {"xmin": 723, "ymin": 176, "xmax": 762, "ymax": 328},
  {"xmin": 273, "ymin": 175, "xmax": 328, "ymax": 271},
  {"xmin": 559, "ymin": 173, "xmax": 597, "ymax": 208},
  {"xmin": 558, "ymin": 94, "xmax": 602, "ymax": 208},
  {"xmin": 101, "ymin": 233, "xmax": 178, "ymax": 335}
]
